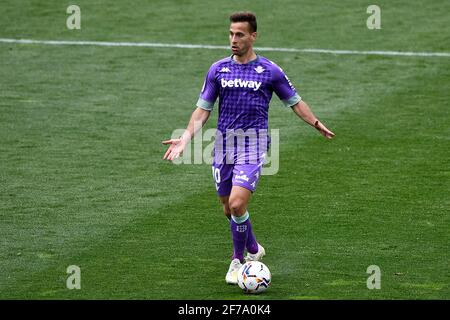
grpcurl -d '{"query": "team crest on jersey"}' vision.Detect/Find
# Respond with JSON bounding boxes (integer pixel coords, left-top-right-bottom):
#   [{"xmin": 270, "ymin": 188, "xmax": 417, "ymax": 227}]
[
  {"xmin": 219, "ymin": 67, "xmax": 231, "ymax": 73},
  {"xmin": 254, "ymin": 66, "xmax": 265, "ymax": 74}
]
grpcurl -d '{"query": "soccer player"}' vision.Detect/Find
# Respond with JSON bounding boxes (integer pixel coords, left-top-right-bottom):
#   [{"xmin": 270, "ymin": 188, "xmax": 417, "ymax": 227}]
[{"xmin": 163, "ymin": 12, "xmax": 335, "ymax": 284}]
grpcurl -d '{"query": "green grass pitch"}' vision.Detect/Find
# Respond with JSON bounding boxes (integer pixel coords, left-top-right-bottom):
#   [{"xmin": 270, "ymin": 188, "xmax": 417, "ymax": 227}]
[{"xmin": 0, "ymin": 0, "xmax": 449, "ymax": 299}]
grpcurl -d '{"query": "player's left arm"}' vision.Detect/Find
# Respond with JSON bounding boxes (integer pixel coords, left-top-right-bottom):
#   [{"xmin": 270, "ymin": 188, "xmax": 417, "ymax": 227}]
[
  {"xmin": 271, "ymin": 63, "xmax": 335, "ymax": 139},
  {"xmin": 291, "ymin": 101, "xmax": 335, "ymax": 139}
]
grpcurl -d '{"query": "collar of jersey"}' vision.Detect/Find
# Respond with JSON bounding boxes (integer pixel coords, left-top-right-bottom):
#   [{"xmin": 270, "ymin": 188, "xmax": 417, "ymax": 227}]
[{"xmin": 229, "ymin": 54, "xmax": 260, "ymax": 65}]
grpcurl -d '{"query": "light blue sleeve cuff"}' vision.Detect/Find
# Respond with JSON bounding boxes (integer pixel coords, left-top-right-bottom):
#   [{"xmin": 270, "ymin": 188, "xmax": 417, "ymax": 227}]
[
  {"xmin": 282, "ymin": 93, "xmax": 302, "ymax": 107},
  {"xmin": 196, "ymin": 97, "xmax": 214, "ymax": 111}
]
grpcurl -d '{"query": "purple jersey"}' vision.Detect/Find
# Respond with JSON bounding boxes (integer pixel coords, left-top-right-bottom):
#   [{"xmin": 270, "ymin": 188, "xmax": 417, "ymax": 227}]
[{"xmin": 197, "ymin": 55, "xmax": 301, "ymax": 162}]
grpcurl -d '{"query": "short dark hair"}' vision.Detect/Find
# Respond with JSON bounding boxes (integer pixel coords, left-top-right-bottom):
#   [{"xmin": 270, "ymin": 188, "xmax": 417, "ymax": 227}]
[{"xmin": 229, "ymin": 11, "xmax": 257, "ymax": 33}]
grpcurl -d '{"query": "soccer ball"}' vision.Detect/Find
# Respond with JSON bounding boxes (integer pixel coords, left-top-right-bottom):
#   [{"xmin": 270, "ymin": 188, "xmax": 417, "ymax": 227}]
[{"xmin": 237, "ymin": 261, "xmax": 271, "ymax": 294}]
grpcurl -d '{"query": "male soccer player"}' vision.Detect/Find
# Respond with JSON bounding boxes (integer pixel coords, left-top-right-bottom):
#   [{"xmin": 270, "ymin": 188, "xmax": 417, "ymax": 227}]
[{"xmin": 163, "ymin": 12, "xmax": 335, "ymax": 284}]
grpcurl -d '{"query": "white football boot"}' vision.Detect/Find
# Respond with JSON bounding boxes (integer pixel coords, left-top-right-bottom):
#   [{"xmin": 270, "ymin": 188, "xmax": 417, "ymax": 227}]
[
  {"xmin": 225, "ymin": 258, "xmax": 242, "ymax": 285},
  {"xmin": 245, "ymin": 243, "xmax": 266, "ymax": 262}
]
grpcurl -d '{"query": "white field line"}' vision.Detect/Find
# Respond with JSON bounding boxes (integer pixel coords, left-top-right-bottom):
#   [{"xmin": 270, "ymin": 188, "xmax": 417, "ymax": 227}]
[{"xmin": 0, "ymin": 38, "xmax": 449, "ymax": 57}]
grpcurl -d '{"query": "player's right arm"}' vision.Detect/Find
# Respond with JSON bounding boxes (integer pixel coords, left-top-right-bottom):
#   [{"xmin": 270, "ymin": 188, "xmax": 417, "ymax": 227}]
[
  {"xmin": 162, "ymin": 107, "xmax": 210, "ymax": 161},
  {"xmin": 162, "ymin": 62, "xmax": 219, "ymax": 161}
]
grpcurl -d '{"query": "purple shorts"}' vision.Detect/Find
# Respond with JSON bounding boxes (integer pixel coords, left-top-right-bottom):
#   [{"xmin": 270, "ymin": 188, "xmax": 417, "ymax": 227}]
[{"xmin": 212, "ymin": 156, "xmax": 264, "ymax": 197}]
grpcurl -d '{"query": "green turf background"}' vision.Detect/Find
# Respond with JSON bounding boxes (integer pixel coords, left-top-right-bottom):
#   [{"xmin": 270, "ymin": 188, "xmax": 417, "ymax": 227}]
[{"xmin": 0, "ymin": 0, "xmax": 449, "ymax": 299}]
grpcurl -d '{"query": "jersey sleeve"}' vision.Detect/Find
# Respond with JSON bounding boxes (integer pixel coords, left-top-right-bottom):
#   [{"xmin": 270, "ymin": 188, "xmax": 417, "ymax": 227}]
[
  {"xmin": 271, "ymin": 65, "xmax": 302, "ymax": 107},
  {"xmin": 196, "ymin": 63, "xmax": 219, "ymax": 111}
]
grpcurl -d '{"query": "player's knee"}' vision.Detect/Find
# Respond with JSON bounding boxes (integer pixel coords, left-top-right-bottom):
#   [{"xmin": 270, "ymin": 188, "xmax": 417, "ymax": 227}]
[{"xmin": 228, "ymin": 198, "xmax": 246, "ymax": 216}]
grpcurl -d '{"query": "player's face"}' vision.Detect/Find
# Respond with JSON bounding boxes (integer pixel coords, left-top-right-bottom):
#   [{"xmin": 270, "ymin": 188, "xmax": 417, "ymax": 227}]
[{"xmin": 229, "ymin": 22, "xmax": 257, "ymax": 56}]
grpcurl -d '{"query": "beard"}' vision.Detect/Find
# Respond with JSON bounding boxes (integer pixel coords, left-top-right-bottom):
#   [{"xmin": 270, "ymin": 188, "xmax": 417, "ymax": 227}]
[{"xmin": 231, "ymin": 45, "xmax": 248, "ymax": 56}]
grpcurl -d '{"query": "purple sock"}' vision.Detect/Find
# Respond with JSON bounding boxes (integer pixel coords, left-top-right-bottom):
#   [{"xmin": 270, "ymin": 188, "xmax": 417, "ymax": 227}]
[
  {"xmin": 230, "ymin": 216, "xmax": 249, "ymax": 263},
  {"xmin": 246, "ymin": 220, "xmax": 259, "ymax": 254},
  {"xmin": 230, "ymin": 211, "xmax": 259, "ymax": 262}
]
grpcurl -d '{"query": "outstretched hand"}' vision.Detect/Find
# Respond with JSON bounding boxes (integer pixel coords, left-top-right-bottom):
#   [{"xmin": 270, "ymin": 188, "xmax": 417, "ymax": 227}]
[
  {"xmin": 315, "ymin": 121, "xmax": 335, "ymax": 139},
  {"xmin": 162, "ymin": 138, "xmax": 185, "ymax": 161}
]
